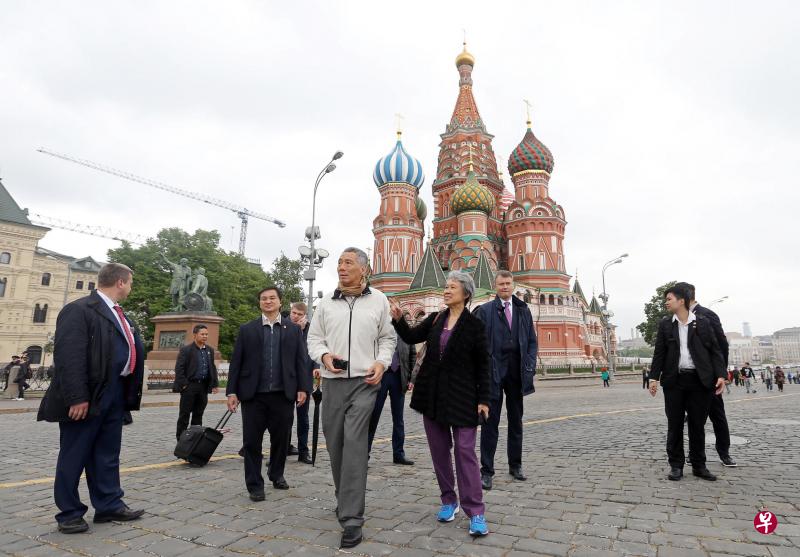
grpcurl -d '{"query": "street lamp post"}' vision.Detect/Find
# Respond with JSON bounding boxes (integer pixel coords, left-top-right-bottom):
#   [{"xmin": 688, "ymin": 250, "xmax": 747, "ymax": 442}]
[
  {"xmin": 302, "ymin": 151, "xmax": 343, "ymax": 320},
  {"xmin": 708, "ymin": 296, "xmax": 729, "ymax": 307},
  {"xmin": 599, "ymin": 253, "xmax": 628, "ymax": 376}
]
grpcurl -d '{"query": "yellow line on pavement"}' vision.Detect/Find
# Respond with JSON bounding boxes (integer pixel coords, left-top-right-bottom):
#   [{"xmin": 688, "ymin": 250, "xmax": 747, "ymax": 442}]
[{"xmin": 1, "ymin": 392, "xmax": 797, "ymax": 490}]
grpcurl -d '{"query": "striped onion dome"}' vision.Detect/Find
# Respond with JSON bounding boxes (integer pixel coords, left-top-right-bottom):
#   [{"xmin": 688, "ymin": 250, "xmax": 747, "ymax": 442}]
[
  {"xmin": 373, "ymin": 134, "xmax": 425, "ymax": 189},
  {"xmin": 450, "ymin": 167, "xmax": 495, "ymax": 215},
  {"xmin": 508, "ymin": 124, "xmax": 554, "ymax": 175},
  {"xmin": 499, "ymin": 188, "xmax": 515, "ymax": 214}
]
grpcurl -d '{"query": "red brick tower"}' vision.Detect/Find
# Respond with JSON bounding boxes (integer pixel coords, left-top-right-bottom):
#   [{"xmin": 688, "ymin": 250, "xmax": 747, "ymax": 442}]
[
  {"xmin": 504, "ymin": 111, "xmax": 570, "ymax": 289},
  {"xmin": 370, "ymin": 130, "xmax": 426, "ymax": 292},
  {"xmin": 431, "ymin": 43, "xmax": 505, "ymax": 270}
]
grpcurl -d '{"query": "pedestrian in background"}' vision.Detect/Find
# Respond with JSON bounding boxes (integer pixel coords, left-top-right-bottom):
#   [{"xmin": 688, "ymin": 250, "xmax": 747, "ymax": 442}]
[
  {"xmin": 601, "ymin": 368, "xmax": 610, "ymax": 388},
  {"xmin": 173, "ymin": 324, "xmax": 219, "ymax": 442},
  {"xmin": 390, "ymin": 271, "xmax": 491, "ymax": 538},
  {"xmin": 774, "ymin": 366, "xmax": 786, "ymax": 392},
  {"xmin": 741, "ymin": 363, "xmax": 755, "ymax": 393}
]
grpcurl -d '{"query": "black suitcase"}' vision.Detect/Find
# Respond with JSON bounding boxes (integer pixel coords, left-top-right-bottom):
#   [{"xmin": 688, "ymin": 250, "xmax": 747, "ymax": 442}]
[{"xmin": 174, "ymin": 410, "xmax": 233, "ymax": 466}]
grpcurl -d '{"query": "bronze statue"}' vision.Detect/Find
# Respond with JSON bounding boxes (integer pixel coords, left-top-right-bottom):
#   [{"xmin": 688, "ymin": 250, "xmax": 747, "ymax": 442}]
[{"xmin": 161, "ymin": 254, "xmax": 192, "ymax": 311}]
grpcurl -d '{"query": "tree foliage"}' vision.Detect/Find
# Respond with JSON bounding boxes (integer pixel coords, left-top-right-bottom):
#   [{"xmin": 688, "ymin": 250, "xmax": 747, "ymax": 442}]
[
  {"xmin": 636, "ymin": 281, "xmax": 676, "ymax": 346},
  {"xmin": 107, "ymin": 228, "xmax": 303, "ymax": 358}
]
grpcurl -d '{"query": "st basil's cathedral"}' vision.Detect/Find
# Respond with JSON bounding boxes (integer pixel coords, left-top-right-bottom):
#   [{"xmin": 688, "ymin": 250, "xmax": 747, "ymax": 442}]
[{"xmin": 369, "ymin": 44, "xmax": 612, "ymax": 366}]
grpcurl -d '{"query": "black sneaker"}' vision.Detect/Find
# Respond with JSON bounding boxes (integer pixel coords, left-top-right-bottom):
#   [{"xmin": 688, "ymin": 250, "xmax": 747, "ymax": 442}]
[{"xmin": 720, "ymin": 455, "xmax": 737, "ymax": 467}]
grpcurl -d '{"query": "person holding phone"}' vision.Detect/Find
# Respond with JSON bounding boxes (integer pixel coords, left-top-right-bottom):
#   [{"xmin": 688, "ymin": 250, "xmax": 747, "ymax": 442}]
[{"xmin": 390, "ymin": 270, "xmax": 491, "ymax": 538}]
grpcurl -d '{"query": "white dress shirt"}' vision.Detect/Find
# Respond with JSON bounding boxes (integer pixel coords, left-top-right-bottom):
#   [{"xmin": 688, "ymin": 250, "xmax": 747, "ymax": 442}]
[
  {"xmin": 673, "ymin": 311, "xmax": 696, "ymax": 370},
  {"xmin": 262, "ymin": 313, "xmax": 282, "ymax": 329},
  {"xmin": 96, "ymin": 289, "xmax": 132, "ymax": 376}
]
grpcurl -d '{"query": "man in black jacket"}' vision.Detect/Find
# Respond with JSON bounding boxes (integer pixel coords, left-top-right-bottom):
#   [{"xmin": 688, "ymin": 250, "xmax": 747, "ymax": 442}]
[
  {"xmin": 38, "ymin": 263, "xmax": 145, "ymax": 534},
  {"xmin": 173, "ymin": 324, "xmax": 219, "ymax": 442},
  {"xmin": 287, "ymin": 301, "xmax": 316, "ymax": 464},
  {"xmin": 226, "ymin": 286, "xmax": 312, "ymax": 500},
  {"xmin": 475, "ymin": 270, "xmax": 538, "ymax": 490},
  {"xmin": 649, "ymin": 283, "xmax": 726, "ymax": 482},
  {"xmin": 677, "ymin": 282, "xmax": 737, "ymax": 468}
]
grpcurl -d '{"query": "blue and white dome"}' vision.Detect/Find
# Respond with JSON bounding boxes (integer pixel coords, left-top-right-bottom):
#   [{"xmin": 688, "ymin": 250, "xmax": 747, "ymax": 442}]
[{"xmin": 373, "ymin": 136, "xmax": 425, "ymax": 189}]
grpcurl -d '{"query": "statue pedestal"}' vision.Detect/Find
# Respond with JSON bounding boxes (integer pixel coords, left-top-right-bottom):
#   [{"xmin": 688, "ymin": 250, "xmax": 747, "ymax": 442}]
[{"xmin": 145, "ymin": 312, "xmax": 224, "ymax": 371}]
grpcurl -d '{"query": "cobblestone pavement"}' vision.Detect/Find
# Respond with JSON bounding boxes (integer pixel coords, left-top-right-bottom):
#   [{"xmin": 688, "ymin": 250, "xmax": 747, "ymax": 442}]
[{"xmin": 1, "ymin": 381, "xmax": 798, "ymax": 556}]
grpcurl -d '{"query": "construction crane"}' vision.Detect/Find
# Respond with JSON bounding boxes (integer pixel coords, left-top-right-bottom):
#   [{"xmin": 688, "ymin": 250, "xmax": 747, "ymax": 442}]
[
  {"xmin": 38, "ymin": 148, "xmax": 287, "ymax": 255},
  {"xmin": 30, "ymin": 213, "xmax": 147, "ymax": 245}
]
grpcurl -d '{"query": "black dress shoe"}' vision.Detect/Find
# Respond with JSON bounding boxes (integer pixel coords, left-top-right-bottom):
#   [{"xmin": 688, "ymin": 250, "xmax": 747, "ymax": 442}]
[
  {"xmin": 288, "ymin": 444, "xmax": 299, "ymax": 456},
  {"xmin": 720, "ymin": 455, "xmax": 737, "ymax": 467},
  {"xmin": 58, "ymin": 517, "xmax": 89, "ymax": 534},
  {"xmin": 668, "ymin": 467, "xmax": 683, "ymax": 481},
  {"xmin": 393, "ymin": 456, "xmax": 415, "ymax": 465},
  {"xmin": 298, "ymin": 454, "xmax": 313, "ymax": 464},
  {"xmin": 481, "ymin": 474, "xmax": 493, "ymax": 490},
  {"xmin": 509, "ymin": 467, "xmax": 527, "ymax": 481},
  {"xmin": 93, "ymin": 507, "xmax": 144, "ymax": 523},
  {"xmin": 340, "ymin": 526, "xmax": 363, "ymax": 549},
  {"xmin": 272, "ymin": 477, "xmax": 290, "ymax": 490},
  {"xmin": 238, "ymin": 447, "xmax": 245, "ymax": 457},
  {"xmin": 692, "ymin": 467, "xmax": 717, "ymax": 481},
  {"xmin": 249, "ymin": 490, "xmax": 265, "ymax": 502}
]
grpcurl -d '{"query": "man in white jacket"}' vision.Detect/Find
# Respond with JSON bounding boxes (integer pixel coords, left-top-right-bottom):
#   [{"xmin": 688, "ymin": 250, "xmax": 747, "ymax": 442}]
[{"xmin": 306, "ymin": 247, "xmax": 396, "ymax": 549}]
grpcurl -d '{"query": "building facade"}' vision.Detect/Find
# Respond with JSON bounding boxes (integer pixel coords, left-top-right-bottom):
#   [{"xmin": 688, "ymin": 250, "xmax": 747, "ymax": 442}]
[
  {"xmin": 0, "ymin": 180, "xmax": 101, "ymax": 365},
  {"xmin": 773, "ymin": 327, "xmax": 800, "ymax": 364},
  {"xmin": 369, "ymin": 45, "xmax": 613, "ymax": 366}
]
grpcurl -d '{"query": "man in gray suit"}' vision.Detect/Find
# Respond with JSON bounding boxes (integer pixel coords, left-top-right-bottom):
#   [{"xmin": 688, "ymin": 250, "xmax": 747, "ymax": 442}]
[{"xmin": 367, "ymin": 332, "xmax": 416, "ymax": 465}]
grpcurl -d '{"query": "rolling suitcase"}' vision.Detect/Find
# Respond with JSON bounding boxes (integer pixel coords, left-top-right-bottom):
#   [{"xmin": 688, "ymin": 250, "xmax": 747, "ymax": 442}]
[{"xmin": 174, "ymin": 410, "xmax": 233, "ymax": 466}]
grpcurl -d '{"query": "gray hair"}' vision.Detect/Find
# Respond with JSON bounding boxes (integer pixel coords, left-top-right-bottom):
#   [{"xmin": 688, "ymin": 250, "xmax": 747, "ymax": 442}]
[
  {"xmin": 447, "ymin": 270, "xmax": 475, "ymax": 303},
  {"xmin": 342, "ymin": 247, "xmax": 369, "ymax": 267}
]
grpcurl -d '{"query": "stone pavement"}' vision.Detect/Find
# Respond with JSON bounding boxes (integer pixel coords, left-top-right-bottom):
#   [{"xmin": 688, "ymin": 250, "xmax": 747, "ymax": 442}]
[{"xmin": 0, "ymin": 381, "xmax": 798, "ymax": 557}]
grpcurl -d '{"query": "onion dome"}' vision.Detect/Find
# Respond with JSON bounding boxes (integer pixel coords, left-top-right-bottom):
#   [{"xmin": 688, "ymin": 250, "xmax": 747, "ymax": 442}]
[
  {"xmin": 455, "ymin": 42, "xmax": 475, "ymax": 68},
  {"xmin": 508, "ymin": 123, "xmax": 554, "ymax": 175},
  {"xmin": 415, "ymin": 196, "xmax": 427, "ymax": 221},
  {"xmin": 450, "ymin": 166, "xmax": 495, "ymax": 215},
  {"xmin": 373, "ymin": 132, "xmax": 425, "ymax": 189}
]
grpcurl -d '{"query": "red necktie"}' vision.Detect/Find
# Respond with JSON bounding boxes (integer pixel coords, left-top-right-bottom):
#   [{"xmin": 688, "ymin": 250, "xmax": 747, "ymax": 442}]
[{"xmin": 113, "ymin": 305, "xmax": 136, "ymax": 375}]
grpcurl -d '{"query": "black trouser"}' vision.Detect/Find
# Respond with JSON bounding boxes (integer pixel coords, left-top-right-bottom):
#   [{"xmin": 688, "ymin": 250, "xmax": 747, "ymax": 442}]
[
  {"xmin": 481, "ymin": 367, "xmax": 524, "ymax": 476},
  {"xmin": 663, "ymin": 372, "xmax": 712, "ymax": 469},
  {"xmin": 709, "ymin": 394, "xmax": 730, "ymax": 458},
  {"xmin": 288, "ymin": 397, "xmax": 310, "ymax": 456},
  {"xmin": 241, "ymin": 391, "xmax": 294, "ymax": 492},
  {"xmin": 176, "ymin": 382, "xmax": 209, "ymax": 441},
  {"xmin": 643, "ymin": 377, "xmax": 649, "ymax": 389},
  {"xmin": 367, "ymin": 369, "xmax": 407, "ymax": 459}
]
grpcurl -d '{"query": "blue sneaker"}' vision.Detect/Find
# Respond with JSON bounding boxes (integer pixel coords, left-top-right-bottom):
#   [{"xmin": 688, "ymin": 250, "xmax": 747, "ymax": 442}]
[
  {"xmin": 436, "ymin": 503, "xmax": 459, "ymax": 522},
  {"xmin": 469, "ymin": 514, "xmax": 489, "ymax": 536}
]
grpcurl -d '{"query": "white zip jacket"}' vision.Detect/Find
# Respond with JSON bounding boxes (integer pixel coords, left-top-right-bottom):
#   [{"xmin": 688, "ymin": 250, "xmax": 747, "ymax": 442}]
[{"xmin": 307, "ymin": 286, "xmax": 396, "ymax": 379}]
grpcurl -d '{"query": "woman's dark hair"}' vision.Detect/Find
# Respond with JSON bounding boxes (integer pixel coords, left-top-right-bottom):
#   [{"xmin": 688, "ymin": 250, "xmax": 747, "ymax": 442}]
[{"xmin": 665, "ymin": 283, "xmax": 692, "ymax": 310}]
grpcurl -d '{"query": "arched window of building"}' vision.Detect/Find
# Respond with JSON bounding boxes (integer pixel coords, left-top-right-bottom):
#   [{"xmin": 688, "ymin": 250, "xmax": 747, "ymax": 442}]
[
  {"xmin": 33, "ymin": 303, "xmax": 48, "ymax": 323},
  {"xmin": 518, "ymin": 254, "xmax": 525, "ymax": 271},
  {"xmin": 375, "ymin": 255, "xmax": 382, "ymax": 275},
  {"xmin": 548, "ymin": 295, "xmax": 555, "ymax": 305},
  {"xmin": 75, "ymin": 281, "xmax": 84, "ymax": 290},
  {"xmin": 88, "ymin": 281, "xmax": 95, "ymax": 290},
  {"xmin": 392, "ymin": 253, "xmax": 399, "ymax": 272},
  {"xmin": 25, "ymin": 345, "xmax": 42, "ymax": 365},
  {"xmin": 547, "ymin": 332, "xmax": 553, "ymax": 342},
  {"xmin": 557, "ymin": 296, "xmax": 564, "ymax": 305},
  {"xmin": 0, "ymin": 278, "xmax": 6, "ymax": 297},
  {"xmin": 539, "ymin": 294, "xmax": 545, "ymax": 304},
  {"xmin": 410, "ymin": 253, "xmax": 416, "ymax": 271},
  {"xmin": 392, "ymin": 218, "xmax": 400, "ymax": 225},
  {"xmin": 41, "ymin": 273, "xmax": 51, "ymax": 286},
  {"xmin": 0, "ymin": 252, "xmax": 10, "ymax": 264}
]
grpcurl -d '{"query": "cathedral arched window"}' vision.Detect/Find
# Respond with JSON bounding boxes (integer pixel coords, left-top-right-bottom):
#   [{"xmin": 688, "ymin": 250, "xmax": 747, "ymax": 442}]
[
  {"xmin": 518, "ymin": 254, "xmax": 525, "ymax": 271},
  {"xmin": 557, "ymin": 296, "xmax": 563, "ymax": 305},
  {"xmin": 539, "ymin": 294, "xmax": 545, "ymax": 305},
  {"xmin": 41, "ymin": 273, "xmax": 51, "ymax": 286},
  {"xmin": 0, "ymin": 252, "xmax": 10, "ymax": 264},
  {"xmin": 548, "ymin": 295, "xmax": 555, "ymax": 305}
]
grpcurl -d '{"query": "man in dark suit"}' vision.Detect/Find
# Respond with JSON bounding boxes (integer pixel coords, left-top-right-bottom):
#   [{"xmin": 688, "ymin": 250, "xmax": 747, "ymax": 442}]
[
  {"xmin": 649, "ymin": 283, "xmax": 727, "ymax": 482},
  {"xmin": 676, "ymin": 282, "xmax": 737, "ymax": 468},
  {"xmin": 37, "ymin": 263, "xmax": 145, "ymax": 534},
  {"xmin": 226, "ymin": 286, "xmax": 312, "ymax": 500},
  {"xmin": 173, "ymin": 324, "xmax": 219, "ymax": 442},
  {"xmin": 475, "ymin": 270, "xmax": 538, "ymax": 490},
  {"xmin": 287, "ymin": 301, "xmax": 316, "ymax": 464}
]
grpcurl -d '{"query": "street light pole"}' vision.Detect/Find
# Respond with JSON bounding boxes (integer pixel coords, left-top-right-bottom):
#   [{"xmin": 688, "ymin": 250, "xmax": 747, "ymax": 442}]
[
  {"xmin": 708, "ymin": 296, "xmax": 729, "ymax": 307},
  {"xmin": 599, "ymin": 253, "xmax": 628, "ymax": 377},
  {"xmin": 304, "ymin": 151, "xmax": 343, "ymax": 320}
]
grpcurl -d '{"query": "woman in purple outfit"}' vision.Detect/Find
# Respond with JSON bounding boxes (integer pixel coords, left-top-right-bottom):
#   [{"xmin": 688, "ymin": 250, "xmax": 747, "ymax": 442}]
[{"xmin": 389, "ymin": 270, "xmax": 491, "ymax": 537}]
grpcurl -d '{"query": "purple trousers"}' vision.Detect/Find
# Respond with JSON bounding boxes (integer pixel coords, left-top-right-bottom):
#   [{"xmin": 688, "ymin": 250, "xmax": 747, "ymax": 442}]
[{"xmin": 423, "ymin": 416, "xmax": 485, "ymax": 517}]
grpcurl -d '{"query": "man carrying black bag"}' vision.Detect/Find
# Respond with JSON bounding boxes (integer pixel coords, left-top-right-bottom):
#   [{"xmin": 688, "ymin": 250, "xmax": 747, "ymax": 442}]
[{"xmin": 173, "ymin": 324, "xmax": 219, "ymax": 442}]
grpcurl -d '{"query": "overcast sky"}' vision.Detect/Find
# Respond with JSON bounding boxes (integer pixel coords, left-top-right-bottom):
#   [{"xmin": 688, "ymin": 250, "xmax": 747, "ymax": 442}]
[{"xmin": 2, "ymin": 1, "xmax": 798, "ymax": 338}]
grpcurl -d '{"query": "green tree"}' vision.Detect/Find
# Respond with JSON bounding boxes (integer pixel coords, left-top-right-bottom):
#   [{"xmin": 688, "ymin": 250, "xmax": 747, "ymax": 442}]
[
  {"xmin": 107, "ymin": 228, "xmax": 269, "ymax": 358},
  {"xmin": 636, "ymin": 281, "xmax": 676, "ymax": 346},
  {"xmin": 269, "ymin": 252, "xmax": 304, "ymax": 310}
]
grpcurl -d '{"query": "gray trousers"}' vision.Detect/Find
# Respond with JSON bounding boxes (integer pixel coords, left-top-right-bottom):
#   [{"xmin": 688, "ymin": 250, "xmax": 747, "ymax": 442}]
[{"xmin": 322, "ymin": 377, "xmax": 378, "ymax": 528}]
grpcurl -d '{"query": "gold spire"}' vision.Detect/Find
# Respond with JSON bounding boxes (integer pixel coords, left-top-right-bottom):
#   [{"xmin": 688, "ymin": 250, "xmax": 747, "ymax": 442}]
[
  {"xmin": 523, "ymin": 99, "xmax": 533, "ymax": 128},
  {"xmin": 395, "ymin": 112, "xmax": 404, "ymax": 140},
  {"xmin": 455, "ymin": 40, "xmax": 475, "ymax": 68}
]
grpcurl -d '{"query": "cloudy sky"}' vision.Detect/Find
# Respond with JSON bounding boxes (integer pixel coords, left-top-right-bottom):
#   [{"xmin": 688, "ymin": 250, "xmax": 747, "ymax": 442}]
[{"xmin": 2, "ymin": 1, "xmax": 798, "ymax": 338}]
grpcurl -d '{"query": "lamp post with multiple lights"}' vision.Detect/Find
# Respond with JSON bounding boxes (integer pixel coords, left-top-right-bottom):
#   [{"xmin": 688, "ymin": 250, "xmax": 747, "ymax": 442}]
[{"xmin": 598, "ymin": 253, "xmax": 629, "ymax": 375}]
